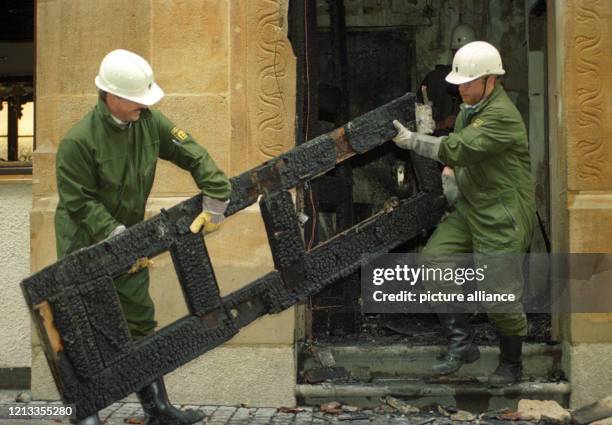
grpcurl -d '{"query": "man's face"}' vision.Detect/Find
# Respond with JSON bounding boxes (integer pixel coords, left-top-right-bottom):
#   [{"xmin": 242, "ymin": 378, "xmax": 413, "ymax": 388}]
[
  {"xmin": 458, "ymin": 77, "xmax": 486, "ymax": 106},
  {"xmin": 107, "ymin": 94, "xmax": 147, "ymax": 122}
]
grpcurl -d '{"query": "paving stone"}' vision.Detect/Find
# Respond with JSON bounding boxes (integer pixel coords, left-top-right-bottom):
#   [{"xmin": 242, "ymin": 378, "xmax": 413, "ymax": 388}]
[
  {"xmin": 573, "ymin": 396, "xmax": 612, "ymax": 425},
  {"xmin": 98, "ymin": 402, "xmax": 123, "ymax": 421},
  {"xmin": 517, "ymin": 400, "xmax": 570, "ymax": 424},
  {"xmin": 228, "ymin": 407, "xmax": 255, "ymax": 424},
  {"xmin": 110, "ymin": 401, "xmax": 142, "ymax": 418}
]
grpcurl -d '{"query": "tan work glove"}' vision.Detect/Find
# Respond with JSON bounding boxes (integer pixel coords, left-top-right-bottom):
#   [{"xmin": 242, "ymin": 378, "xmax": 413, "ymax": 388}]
[
  {"xmin": 128, "ymin": 257, "xmax": 154, "ymax": 274},
  {"xmin": 190, "ymin": 196, "xmax": 230, "ymax": 234},
  {"xmin": 107, "ymin": 225, "xmax": 154, "ymax": 274}
]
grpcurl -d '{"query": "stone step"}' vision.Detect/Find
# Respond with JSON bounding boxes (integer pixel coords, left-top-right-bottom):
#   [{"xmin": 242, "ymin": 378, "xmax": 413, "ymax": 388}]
[
  {"xmin": 301, "ymin": 343, "xmax": 562, "ymax": 380},
  {"xmin": 296, "ymin": 379, "xmax": 571, "ymax": 411}
]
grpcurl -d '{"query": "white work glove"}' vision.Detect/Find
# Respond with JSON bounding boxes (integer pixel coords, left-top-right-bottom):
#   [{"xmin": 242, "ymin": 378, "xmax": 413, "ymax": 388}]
[
  {"xmin": 392, "ymin": 120, "xmax": 442, "ymax": 161},
  {"xmin": 441, "ymin": 166, "xmax": 460, "ymax": 206},
  {"xmin": 190, "ymin": 196, "xmax": 230, "ymax": 234},
  {"xmin": 107, "ymin": 224, "xmax": 126, "ymax": 238}
]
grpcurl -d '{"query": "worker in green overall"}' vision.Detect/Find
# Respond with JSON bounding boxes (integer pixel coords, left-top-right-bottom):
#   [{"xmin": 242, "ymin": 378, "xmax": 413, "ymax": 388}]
[
  {"xmin": 392, "ymin": 41, "xmax": 535, "ymax": 385},
  {"xmin": 55, "ymin": 49, "xmax": 231, "ymax": 425}
]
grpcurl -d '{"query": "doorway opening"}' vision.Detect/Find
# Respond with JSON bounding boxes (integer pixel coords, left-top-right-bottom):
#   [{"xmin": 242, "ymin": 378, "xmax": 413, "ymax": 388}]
[{"xmin": 289, "ymin": 0, "xmax": 557, "ymax": 405}]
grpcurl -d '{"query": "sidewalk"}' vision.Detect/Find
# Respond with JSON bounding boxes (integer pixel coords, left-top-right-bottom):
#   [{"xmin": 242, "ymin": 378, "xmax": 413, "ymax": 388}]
[{"xmin": 0, "ymin": 390, "xmax": 532, "ymax": 425}]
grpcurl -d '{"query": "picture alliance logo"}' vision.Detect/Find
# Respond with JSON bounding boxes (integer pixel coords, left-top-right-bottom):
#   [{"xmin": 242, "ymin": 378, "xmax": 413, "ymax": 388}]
[{"xmin": 371, "ymin": 264, "xmax": 488, "ymax": 286}]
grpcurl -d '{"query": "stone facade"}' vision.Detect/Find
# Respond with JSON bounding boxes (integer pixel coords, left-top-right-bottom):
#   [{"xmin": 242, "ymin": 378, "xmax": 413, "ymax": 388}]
[
  {"xmin": 551, "ymin": 0, "xmax": 612, "ymax": 407},
  {"xmin": 20, "ymin": 0, "xmax": 612, "ymax": 409},
  {"xmin": 31, "ymin": 0, "xmax": 295, "ymax": 406}
]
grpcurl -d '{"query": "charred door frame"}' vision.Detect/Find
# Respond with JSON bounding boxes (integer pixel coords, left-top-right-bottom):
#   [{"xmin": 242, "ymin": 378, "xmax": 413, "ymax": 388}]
[{"xmin": 22, "ymin": 94, "xmax": 445, "ymax": 420}]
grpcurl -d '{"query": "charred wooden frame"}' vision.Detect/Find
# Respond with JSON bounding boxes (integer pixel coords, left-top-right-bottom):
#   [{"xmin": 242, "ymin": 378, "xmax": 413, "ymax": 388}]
[{"xmin": 21, "ymin": 93, "xmax": 445, "ymax": 419}]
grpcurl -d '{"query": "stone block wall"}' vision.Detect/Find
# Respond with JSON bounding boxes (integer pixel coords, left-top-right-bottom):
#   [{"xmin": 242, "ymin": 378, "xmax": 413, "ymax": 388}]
[{"xmin": 32, "ymin": 0, "xmax": 296, "ymax": 406}]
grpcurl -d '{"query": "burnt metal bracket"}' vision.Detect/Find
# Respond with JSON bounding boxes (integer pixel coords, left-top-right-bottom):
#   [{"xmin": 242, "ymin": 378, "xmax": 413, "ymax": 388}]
[{"xmin": 21, "ymin": 92, "xmax": 445, "ymax": 419}]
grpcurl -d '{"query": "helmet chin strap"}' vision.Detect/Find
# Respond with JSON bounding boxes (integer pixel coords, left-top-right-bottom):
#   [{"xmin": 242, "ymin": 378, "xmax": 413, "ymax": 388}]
[{"xmin": 477, "ymin": 76, "xmax": 490, "ymax": 104}]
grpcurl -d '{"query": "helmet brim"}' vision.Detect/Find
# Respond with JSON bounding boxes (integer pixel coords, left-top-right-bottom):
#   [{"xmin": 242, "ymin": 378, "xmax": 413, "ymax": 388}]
[
  {"xmin": 129, "ymin": 83, "xmax": 164, "ymax": 106},
  {"xmin": 445, "ymin": 70, "xmax": 505, "ymax": 85},
  {"xmin": 95, "ymin": 77, "xmax": 165, "ymax": 106},
  {"xmin": 445, "ymin": 71, "xmax": 479, "ymax": 85}
]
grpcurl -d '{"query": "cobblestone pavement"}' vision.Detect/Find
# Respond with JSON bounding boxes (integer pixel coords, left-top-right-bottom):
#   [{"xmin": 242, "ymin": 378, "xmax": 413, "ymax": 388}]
[{"xmin": 0, "ymin": 391, "xmax": 530, "ymax": 425}]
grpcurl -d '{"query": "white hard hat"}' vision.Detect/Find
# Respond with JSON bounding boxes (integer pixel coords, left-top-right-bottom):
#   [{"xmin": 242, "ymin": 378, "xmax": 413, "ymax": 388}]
[
  {"xmin": 95, "ymin": 49, "xmax": 164, "ymax": 106},
  {"xmin": 450, "ymin": 23, "xmax": 476, "ymax": 50},
  {"xmin": 445, "ymin": 41, "xmax": 505, "ymax": 85}
]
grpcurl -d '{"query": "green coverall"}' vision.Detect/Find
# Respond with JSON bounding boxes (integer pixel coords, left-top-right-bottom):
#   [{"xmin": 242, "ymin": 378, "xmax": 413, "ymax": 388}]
[
  {"xmin": 55, "ymin": 98, "xmax": 232, "ymax": 339},
  {"xmin": 422, "ymin": 84, "xmax": 535, "ymax": 336}
]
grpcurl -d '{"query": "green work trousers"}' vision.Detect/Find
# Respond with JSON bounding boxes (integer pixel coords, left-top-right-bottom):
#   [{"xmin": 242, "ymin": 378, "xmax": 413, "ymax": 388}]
[
  {"xmin": 422, "ymin": 209, "xmax": 528, "ymax": 337},
  {"xmin": 114, "ymin": 268, "xmax": 157, "ymax": 340}
]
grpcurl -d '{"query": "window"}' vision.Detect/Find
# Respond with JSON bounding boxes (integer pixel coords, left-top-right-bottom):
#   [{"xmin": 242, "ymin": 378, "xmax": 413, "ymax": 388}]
[{"xmin": 0, "ymin": 83, "xmax": 34, "ymax": 174}]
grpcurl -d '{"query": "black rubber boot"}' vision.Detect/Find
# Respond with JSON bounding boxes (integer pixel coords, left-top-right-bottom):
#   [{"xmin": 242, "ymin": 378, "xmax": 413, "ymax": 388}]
[
  {"xmin": 432, "ymin": 314, "xmax": 480, "ymax": 375},
  {"xmin": 73, "ymin": 413, "xmax": 102, "ymax": 425},
  {"xmin": 488, "ymin": 335, "xmax": 523, "ymax": 386},
  {"xmin": 137, "ymin": 378, "xmax": 205, "ymax": 425}
]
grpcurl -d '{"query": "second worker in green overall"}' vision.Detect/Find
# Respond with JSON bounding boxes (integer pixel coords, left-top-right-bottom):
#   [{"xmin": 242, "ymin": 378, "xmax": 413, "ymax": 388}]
[{"xmin": 392, "ymin": 41, "xmax": 535, "ymax": 385}]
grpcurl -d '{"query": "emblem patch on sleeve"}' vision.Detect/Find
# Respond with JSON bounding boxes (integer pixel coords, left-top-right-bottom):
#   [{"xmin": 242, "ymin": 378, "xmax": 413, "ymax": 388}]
[
  {"xmin": 472, "ymin": 118, "xmax": 485, "ymax": 128},
  {"xmin": 171, "ymin": 127, "xmax": 189, "ymax": 142}
]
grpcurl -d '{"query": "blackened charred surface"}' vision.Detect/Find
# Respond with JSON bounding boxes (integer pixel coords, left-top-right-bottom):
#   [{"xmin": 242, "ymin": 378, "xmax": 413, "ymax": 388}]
[
  {"xmin": 317, "ymin": 313, "xmax": 553, "ymax": 346},
  {"xmin": 411, "ymin": 154, "xmax": 444, "ymax": 195},
  {"xmin": 49, "ymin": 287, "xmax": 104, "ymax": 379},
  {"xmin": 23, "ymin": 214, "xmax": 177, "ymax": 306},
  {"xmin": 170, "ymin": 234, "xmax": 222, "ymax": 316},
  {"xmin": 223, "ymin": 273, "xmax": 285, "ymax": 326},
  {"xmin": 311, "ymin": 273, "xmax": 362, "ymax": 337},
  {"xmin": 260, "ymin": 191, "xmax": 305, "ymax": 273},
  {"xmin": 251, "ymin": 159, "xmax": 284, "ymax": 197},
  {"xmin": 67, "ymin": 315, "xmax": 240, "ymax": 418},
  {"xmin": 279, "ymin": 134, "xmax": 337, "ymax": 185},
  {"xmin": 226, "ymin": 172, "xmax": 259, "ymax": 216},
  {"xmin": 305, "ymin": 193, "xmax": 444, "ymax": 289},
  {"xmin": 224, "ymin": 95, "xmax": 416, "ymax": 217},
  {"xmin": 311, "ymin": 175, "xmax": 352, "ymax": 212},
  {"xmin": 20, "ymin": 93, "xmax": 446, "ymax": 419},
  {"xmin": 78, "ymin": 277, "xmax": 132, "ymax": 367},
  {"xmin": 346, "ymin": 93, "xmax": 416, "ymax": 154},
  {"xmin": 259, "ymin": 271, "xmax": 301, "ymax": 314}
]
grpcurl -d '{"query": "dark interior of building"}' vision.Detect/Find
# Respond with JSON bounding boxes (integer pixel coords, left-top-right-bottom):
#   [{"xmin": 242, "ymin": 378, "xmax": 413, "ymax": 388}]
[{"xmin": 288, "ymin": 0, "xmax": 553, "ymax": 396}]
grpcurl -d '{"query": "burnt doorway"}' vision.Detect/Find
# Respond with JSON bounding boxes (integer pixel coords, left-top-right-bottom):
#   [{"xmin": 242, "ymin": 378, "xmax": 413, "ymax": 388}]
[
  {"xmin": 289, "ymin": 2, "xmax": 555, "ymax": 404},
  {"xmin": 286, "ymin": 1, "xmax": 565, "ymax": 410},
  {"xmin": 312, "ymin": 28, "xmax": 418, "ymax": 337},
  {"xmin": 289, "ymin": 0, "xmax": 421, "ymax": 341}
]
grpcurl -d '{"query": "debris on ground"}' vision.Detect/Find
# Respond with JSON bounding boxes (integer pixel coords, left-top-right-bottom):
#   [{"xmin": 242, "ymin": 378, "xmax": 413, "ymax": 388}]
[
  {"xmin": 450, "ymin": 410, "xmax": 477, "ymax": 421},
  {"xmin": 498, "ymin": 410, "xmax": 523, "ymax": 421},
  {"xmin": 341, "ymin": 405, "xmax": 361, "ymax": 413},
  {"xmin": 517, "ymin": 399, "xmax": 571, "ymax": 424},
  {"xmin": 383, "ymin": 396, "xmax": 420, "ymax": 414},
  {"xmin": 314, "ymin": 347, "xmax": 337, "ymax": 368},
  {"xmin": 320, "ymin": 401, "xmax": 343, "ymax": 415},
  {"xmin": 590, "ymin": 418, "xmax": 612, "ymax": 425},
  {"xmin": 337, "ymin": 413, "xmax": 371, "ymax": 421},
  {"xmin": 303, "ymin": 366, "xmax": 349, "ymax": 383},
  {"xmin": 123, "ymin": 417, "xmax": 144, "ymax": 424},
  {"xmin": 572, "ymin": 396, "xmax": 612, "ymax": 425},
  {"xmin": 278, "ymin": 407, "xmax": 305, "ymax": 414},
  {"xmin": 437, "ymin": 404, "xmax": 459, "ymax": 417},
  {"xmin": 375, "ymin": 404, "xmax": 397, "ymax": 414},
  {"xmin": 14, "ymin": 392, "xmax": 32, "ymax": 403},
  {"xmin": 316, "ymin": 313, "xmax": 552, "ymax": 345}
]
